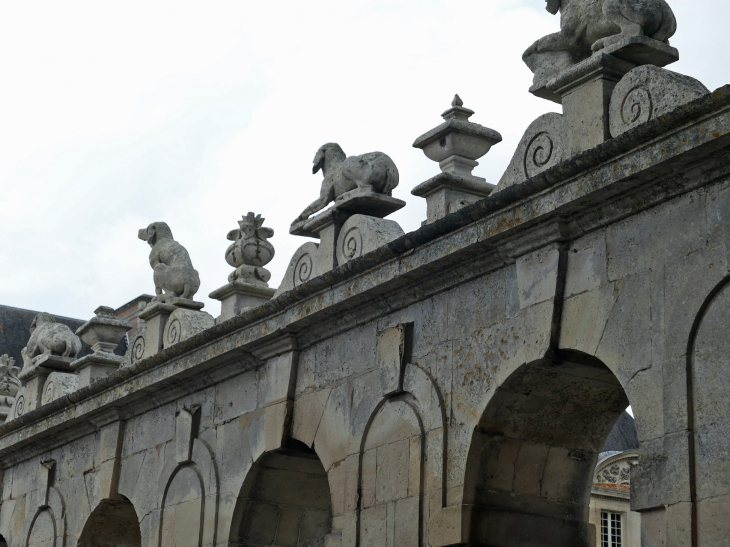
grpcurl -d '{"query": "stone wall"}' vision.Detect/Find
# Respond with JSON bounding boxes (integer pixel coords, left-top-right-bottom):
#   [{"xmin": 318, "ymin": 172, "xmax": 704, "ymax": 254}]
[{"xmin": 1, "ymin": 24, "xmax": 730, "ymax": 547}]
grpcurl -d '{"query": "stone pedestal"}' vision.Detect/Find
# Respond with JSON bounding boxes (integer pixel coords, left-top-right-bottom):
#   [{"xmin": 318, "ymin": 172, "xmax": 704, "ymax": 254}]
[
  {"xmin": 276, "ymin": 191, "xmax": 405, "ymax": 297},
  {"xmin": 71, "ymin": 353, "xmax": 123, "ymax": 388},
  {"xmin": 137, "ymin": 299, "xmax": 204, "ymax": 360},
  {"xmin": 10, "ymin": 355, "xmax": 75, "ymax": 420},
  {"xmin": 412, "ymin": 172, "xmax": 495, "ymax": 225},
  {"xmin": 209, "ymin": 281, "xmax": 276, "ymax": 323},
  {"xmin": 530, "ymin": 37, "xmax": 679, "ymax": 157}
]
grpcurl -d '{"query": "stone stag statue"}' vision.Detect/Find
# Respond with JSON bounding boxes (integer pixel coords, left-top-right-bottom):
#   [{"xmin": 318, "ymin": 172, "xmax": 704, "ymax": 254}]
[
  {"xmin": 523, "ymin": 0, "xmax": 677, "ymax": 81},
  {"xmin": 139, "ymin": 222, "xmax": 201, "ymax": 302},
  {"xmin": 292, "ymin": 143, "xmax": 399, "ymax": 229},
  {"xmin": 20, "ymin": 313, "xmax": 82, "ymax": 368}
]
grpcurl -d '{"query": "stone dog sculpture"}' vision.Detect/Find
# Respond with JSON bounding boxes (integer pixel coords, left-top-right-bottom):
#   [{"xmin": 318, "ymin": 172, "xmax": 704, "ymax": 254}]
[
  {"xmin": 292, "ymin": 143, "xmax": 399, "ymax": 228},
  {"xmin": 523, "ymin": 0, "xmax": 677, "ymax": 81},
  {"xmin": 139, "ymin": 222, "xmax": 201, "ymax": 301},
  {"xmin": 20, "ymin": 313, "xmax": 82, "ymax": 368}
]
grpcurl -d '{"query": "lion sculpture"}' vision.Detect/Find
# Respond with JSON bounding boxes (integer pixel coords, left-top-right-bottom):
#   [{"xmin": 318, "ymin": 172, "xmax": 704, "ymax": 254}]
[
  {"xmin": 21, "ymin": 313, "xmax": 82, "ymax": 368},
  {"xmin": 524, "ymin": 0, "xmax": 677, "ymax": 82}
]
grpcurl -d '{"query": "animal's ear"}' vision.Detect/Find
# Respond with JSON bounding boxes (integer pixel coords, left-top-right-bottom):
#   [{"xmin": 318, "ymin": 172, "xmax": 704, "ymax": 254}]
[
  {"xmin": 545, "ymin": 0, "xmax": 560, "ymax": 15},
  {"xmin": 227, "ymin": 229, "xmax": 241, "ymax": 241},
  {"xmin": 313, "ymin": 148, "xmax": 325, "ymax": 174}
]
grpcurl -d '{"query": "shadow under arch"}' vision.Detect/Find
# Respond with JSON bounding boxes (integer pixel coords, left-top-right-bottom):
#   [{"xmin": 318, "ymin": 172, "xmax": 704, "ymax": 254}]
[
  {"xmin": 77, "ymin": 496, "xmax": 142, "ymax": 547},
  {"xmin": 463, "ymin": 349, "xmax": 631, "ymax": 547},
  {"xmin": 229, "ymin": 440, "xmax": 333, "ymax": 547}
]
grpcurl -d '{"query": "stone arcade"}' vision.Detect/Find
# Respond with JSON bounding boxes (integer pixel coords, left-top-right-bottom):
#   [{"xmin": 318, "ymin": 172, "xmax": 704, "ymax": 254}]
[{"xmin": 1, "ymin": 2, "xmax": 730, "ymax": 546}]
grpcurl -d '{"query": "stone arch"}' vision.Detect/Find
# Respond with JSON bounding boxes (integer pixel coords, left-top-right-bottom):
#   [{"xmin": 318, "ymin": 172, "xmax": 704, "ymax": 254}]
[
  {"xmin": 356, "ymin": 362, "xmax": 447, "ymax": 547},
  {"xmin": 686, "ymin": 273, "xmax": 730, "ymax": 545},
  {"xmin": 157, "ymin": 437, "xmax": 219, "ymax": 547},
  {"xmin": 229, "ymin": 440, "xmax": 333, "ymax": 547},
  {"xmin": 77, "ymin": 496, "xmax": 141, "ymax": 547},
  {"xmin": 463, "ymin": 350, "xmax": 631, "ymax": 547},
  {"xmin": 25, "ymin": 487, "xmax": 65, "ymax": 547}
]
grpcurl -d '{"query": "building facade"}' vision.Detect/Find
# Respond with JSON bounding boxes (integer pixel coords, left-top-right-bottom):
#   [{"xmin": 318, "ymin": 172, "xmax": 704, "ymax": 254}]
[{"xmin": 1, "ymin": 4, "xmax": 729, "ymax": 547}]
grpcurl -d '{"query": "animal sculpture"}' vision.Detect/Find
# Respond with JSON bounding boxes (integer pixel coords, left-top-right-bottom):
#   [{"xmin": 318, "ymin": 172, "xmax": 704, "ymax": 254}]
[
  {"xmin": 523, "ymin": 0, "xmax": 677, "ymax": 81},
  {"xmin": 21, "ymin": 313, "xmax": 82, "ymax": 368},
  {"xmin": 292, "ymin": 143, "xmax": 399, "ymax": 227},
  {"xmin": 138, "ymin": 222, "xmax": 200, "ymax": 301}
]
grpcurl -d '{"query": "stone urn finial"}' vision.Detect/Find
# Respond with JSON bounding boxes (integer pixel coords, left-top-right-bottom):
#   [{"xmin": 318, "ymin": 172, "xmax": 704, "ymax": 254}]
[
  {"xmin": 413, "ymin": 95, "xmax": 502, "ymax": 178},
  {"xmin": 225, "ymin": 212, "xmax": 275, "ymax": 286},
  {"xmin": 76, "ymin": 306, "xmax": 132, "ymax": 355}
]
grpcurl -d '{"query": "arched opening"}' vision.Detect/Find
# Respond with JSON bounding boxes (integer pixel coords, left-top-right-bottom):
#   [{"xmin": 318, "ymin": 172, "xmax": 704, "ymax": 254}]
[
  {"xmin": 0, "ymin": 533, "xmax": 7, "ymax": 547},
  {"xmin": 464, "ymin": 350, "xmax": 632, "ymax": 547},
  {"xmin": 77, "ymin": 497, "xmax": 141, "ymax": 547},
  {"xmin": 231, "ymin": 440, "xmax": 332, "ymax": 547}
]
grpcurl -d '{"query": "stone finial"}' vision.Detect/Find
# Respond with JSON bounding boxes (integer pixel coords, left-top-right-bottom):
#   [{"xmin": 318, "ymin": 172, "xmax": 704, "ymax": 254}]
[
  {"xmin": 291, "ymin": 143, "xmax": 400, "ymax": 232},
  {"xmin": 139, "ymin": 222, "xmax": 201, "ymax": 303},
  {"xmin": 411, "ymin": 96, "xmax": 502, "ymax": 224},
  {"xmin": 524, "ymin": 0, "xmax": 678, "ymax": 86},
  {"xmin": 210, "ymin": 212, "xmax": 278, "ymax": 322},
  {"xmin": 413, "ymin": 95, "xmax": 502, "ymax": 178},
  {"xmin": 225, "ymin": 212, "xmax": 275, "ymax": 286},
  {"xmin": 0, "ymin": 355, "xmax": 21, "ymax": 423},
  {"xmin": 75, "ymin": 306, "xmax": 132, "ymax": 355}
]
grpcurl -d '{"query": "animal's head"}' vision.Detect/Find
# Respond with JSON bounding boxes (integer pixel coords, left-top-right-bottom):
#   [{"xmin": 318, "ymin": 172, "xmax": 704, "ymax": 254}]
[
  {"xmin": 313, "ymin": 143, "xmax": 346, "ymax": 175},
  {"xmin": 139, "ymin": 222, "xmax": 174, "ymax": 247},
  {"xmin": 30, "ymin": 313, "xmax": 56, "ymax": 334},
  {"xmin": 545, "ymin": 0, "xmax": 561, "ymax": 15}
]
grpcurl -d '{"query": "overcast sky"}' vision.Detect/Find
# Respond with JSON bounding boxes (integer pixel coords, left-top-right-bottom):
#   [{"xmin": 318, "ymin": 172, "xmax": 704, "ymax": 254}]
[{"xmin": 1, "ymin": 0, "xmax": 728, "ymax": 321}]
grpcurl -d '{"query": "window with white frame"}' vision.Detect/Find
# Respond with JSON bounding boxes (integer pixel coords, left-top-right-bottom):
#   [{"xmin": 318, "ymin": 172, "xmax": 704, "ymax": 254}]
[{"xmin": 601, "ymin": 511, "xmax": 622, "ymax": 547}]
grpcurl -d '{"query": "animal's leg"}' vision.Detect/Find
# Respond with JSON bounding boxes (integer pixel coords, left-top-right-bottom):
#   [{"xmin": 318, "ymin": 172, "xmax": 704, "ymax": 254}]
[
  {"xmin": 293, "ymin": 180, "xmax": 335, "ymax": 224},
  {"xmin": 180, "ymin": 283, "xmax": 190, "ymax": 300}
]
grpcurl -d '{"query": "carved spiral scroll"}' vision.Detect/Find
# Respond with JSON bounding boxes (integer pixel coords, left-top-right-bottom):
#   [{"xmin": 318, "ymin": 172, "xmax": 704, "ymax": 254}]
[
  {"xmin": 42, "ymin": 382, "xmax": 55, "ymax": 405},
  {"xmin": 294, "ymin": 253, "xmax": 313, "ymax": 286},
  {"xmin": 164, "ymin": 318, "xmax": 182, "ymax": 347},
  {"xmin": 620, "ymin": 86, "xmax": 652, "ymax": 128},
  {"xmin": 524, "ymin": 131, "xmax": 559, "ymax": 178},
  {"xmin": 341, "ymin": 227, "xmax": 363, "ymax": 262},
  {"xmin": 131, "ymin": 334, "xmax": 145, "ymax": 364},
  {"xmin": 14, "ymin": 394, "xmax": 25, "ymax": 418}
]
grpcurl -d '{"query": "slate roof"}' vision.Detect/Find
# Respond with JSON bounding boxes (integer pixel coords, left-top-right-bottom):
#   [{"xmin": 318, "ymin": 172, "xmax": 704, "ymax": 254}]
[
  {"xmin": 0, "ymin": 305, "xmax": 126, "ymax": 368},
  {"xmin": 601, "ymin": 411, "xmax": 639, "ymax": 453}
]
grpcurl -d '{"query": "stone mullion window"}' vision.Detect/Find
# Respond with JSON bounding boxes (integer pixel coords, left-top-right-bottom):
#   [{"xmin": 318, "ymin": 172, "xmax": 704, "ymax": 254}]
[{"xmin": 600, "ymin": 511, "xmax": 622, "ymax": 547}]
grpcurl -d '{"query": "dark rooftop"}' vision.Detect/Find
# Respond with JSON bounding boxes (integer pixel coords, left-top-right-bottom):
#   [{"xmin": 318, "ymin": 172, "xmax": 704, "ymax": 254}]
[{"xmin": 601, "ymin": 411, "xmax": 639, "ymax": 453}]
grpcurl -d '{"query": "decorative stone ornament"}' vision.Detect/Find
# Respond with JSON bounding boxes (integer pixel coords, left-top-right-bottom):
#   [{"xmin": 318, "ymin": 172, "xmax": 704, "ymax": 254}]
[
  {"xmin": 210, "ymin": 212, "xmax": 278, "ymax": 323},
  {"xmin": 274, "ymin": 143, "xmax": 406, "ymax": 297},
  {"xmin": 0, "ymin": 355, "xmax": 21, "ymax": 423},
  {"xmin": 71, "ymin": 306, "xmax": 132, "ymax": 388},
  {"xmin": 524, "ymin": 0, "xmax": 677, "ymax": 85},
  {"xmin": 225, "ymin": 212, "xmax": 276, "ymax": 284},
  {"xmin": 139, "ymin": 222, "xmax": 201, "ymax": 303},
  {"xmin": 6, "ymin": 313, "xmax": 82, "ymax": 422},
  {"xmin": 412, "ymin": 96, "xmax": 501, "ymax": 224}
]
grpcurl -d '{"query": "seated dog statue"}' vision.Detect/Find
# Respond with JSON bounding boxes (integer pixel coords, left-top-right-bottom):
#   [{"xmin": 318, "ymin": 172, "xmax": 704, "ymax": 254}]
[
  {"xmin": 292, "ymin": 143, "xmax": 399, "ymax": 228},
  {"xmin": 524, "ymin": 0, "xmax": 677, "ymax": 82},
  {"xmin": 21, "ymin": 313, "xmax": 82, "ymax": 368},
  {"xmin": 139, "ymin": 222, "xmax": 201, "ymax": 302}
]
